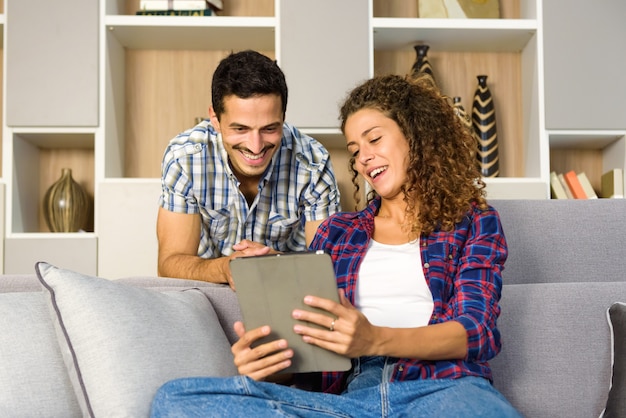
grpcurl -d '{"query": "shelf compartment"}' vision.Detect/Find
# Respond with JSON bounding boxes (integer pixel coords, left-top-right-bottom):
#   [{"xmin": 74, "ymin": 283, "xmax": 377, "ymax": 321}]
[
  {"xmin": 10, "ymin": 131, "xmax": 95, "ymax": 233},
  {"xmin": 549, "ymin": 130, "xmax": 626, "ymax": 194}
]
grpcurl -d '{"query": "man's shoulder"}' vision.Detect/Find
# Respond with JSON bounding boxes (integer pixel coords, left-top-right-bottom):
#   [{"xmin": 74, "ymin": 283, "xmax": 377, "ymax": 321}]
[
  {"xmin": 281, "ymin": 122, "xmax": 331, "ymax": 164},
  {"xmin": 165, "ymin": 120, "xmax": 217, "ymax": 158}
]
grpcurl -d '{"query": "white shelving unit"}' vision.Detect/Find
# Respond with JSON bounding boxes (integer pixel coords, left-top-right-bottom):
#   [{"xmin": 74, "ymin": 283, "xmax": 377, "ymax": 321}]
[{"xmin": 3, "ymin": 0, "xmax": 623, "ymax": 275}]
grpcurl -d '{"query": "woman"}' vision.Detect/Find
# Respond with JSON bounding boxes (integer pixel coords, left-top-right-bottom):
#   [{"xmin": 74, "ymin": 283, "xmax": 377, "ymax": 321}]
[{"xmin": 151, "ymin": 74, "xmax": 521, "ymax": 417}]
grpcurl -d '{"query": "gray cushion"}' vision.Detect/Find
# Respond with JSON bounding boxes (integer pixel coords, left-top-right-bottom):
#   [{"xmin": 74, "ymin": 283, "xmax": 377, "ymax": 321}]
[
  {"xmin": 602, "ymin": 302, "xmax": 626, "ymax": 418},
  {"xmin": 0, "ymin": 292, "xmax": 82, "ymax": 417},
  {"xmin": 36, "ymin": 262, "xmax": 238, "ymax": 418},
  {"xmin": 491, "ymin": 282, "xmax": 626, "ymax": 418},
  {"xmin": 117, "ymin": 276, "xmax": 243, "ymax": 344}
]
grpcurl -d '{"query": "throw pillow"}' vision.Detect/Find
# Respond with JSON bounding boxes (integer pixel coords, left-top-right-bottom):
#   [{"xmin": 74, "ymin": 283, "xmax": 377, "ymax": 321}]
[
  {"xmin": 36, "ymin": 262, "xmax": 238, "ymax": 418},
  {"xmin": 602, "ymin": 302, "xmax": 626, "ymax": 418}
]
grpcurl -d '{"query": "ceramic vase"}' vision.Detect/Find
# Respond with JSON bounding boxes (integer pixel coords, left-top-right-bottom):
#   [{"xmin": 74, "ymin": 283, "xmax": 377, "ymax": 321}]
[
  {"xmin": 410, "ymin": 44, "xmax": 436, "ymax": 86},
  {"xmin": 452, "ymin": 97, "xmax": 472, "ymax": 131},
  {"xmin": 472, "ymin": 75, "xmax": 500, "ymax": 177},
  {"xmin": 43, "ymin": 168, "xmax": 89, "ymax": 232}
]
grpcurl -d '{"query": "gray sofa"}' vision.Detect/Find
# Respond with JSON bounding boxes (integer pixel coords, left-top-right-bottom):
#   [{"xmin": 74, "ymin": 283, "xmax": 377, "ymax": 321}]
[{"xmin": 0, "ymin": 199, "xmax": 625, "ymax": 417}]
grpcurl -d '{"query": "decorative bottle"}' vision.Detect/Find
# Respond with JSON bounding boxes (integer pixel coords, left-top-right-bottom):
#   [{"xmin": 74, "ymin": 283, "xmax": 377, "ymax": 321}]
[
  {"xmin": 43, "ymin": 168, "xmax": 89, "ymax": 232},
  {"xmin": 452, "ymin": 97, "xmax": 472, "ymax": 131},
  {"xmin": 472, "ymin": 75, "xmax": 500, "ymax": 177},
  {"xmin": 410, "ymin": 44, "xmax": 436, "ymax": 86}
]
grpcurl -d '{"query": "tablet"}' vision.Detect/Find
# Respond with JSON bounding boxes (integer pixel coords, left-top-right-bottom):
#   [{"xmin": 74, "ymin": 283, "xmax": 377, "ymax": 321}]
[{"xmin": 229, "ymin": 251, "xmax": 352, "ymax": 374}]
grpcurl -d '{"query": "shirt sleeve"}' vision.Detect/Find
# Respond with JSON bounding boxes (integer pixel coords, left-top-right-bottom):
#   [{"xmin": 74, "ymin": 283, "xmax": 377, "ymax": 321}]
[
  {"xmin": 447, "ymin": 207, "xmax": 508, "ymax": 364},
  {"xmin": 158, "ymin": 145, "xmax": 200, "ymax": 215},
  {"xmin": 299, "ymin": 148, "xmax": 342, "ymax": 222}
]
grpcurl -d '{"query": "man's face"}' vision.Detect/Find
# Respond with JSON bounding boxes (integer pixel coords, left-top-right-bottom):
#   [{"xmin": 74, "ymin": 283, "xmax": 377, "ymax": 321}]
[{"xmin": 210, "ymin": 94, "xmax": 284, "ymax": 182}]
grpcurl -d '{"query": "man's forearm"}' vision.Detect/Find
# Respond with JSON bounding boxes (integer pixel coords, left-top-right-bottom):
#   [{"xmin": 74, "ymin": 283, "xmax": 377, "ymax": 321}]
[{"xmin": 158, "ymin": 254, "xmax": 230, "ymax": 284}]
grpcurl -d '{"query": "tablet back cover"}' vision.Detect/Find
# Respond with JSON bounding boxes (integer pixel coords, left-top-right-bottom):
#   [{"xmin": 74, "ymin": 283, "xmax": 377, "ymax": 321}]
[{"xmin": 230, "ymin": 251, "xmax": 351, "ymax": 374}]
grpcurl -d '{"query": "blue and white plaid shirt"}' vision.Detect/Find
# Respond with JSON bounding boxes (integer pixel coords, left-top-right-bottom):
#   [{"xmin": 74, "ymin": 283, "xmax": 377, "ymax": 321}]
[{"xmin": 159, "ymin": 120, "xmax": 341, "ymax": 258}]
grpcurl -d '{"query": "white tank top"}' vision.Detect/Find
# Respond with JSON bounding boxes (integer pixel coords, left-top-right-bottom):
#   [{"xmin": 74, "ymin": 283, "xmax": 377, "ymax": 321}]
[{"xmin": 355, "ymin": 239, "xmax": 434, "ymax": 328}]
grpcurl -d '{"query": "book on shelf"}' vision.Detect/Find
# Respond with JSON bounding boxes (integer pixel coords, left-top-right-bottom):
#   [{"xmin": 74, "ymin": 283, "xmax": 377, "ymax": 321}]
[
  {"xmin": 139, "ymin": 1, "xmax": 208, "ymax": 10},
  {"xmin": 576, "ymin": 172, "xmax": 598, "ymax": 199},
  {"xmin": 557, "ymin": 173, "xmax": 574, "ymax": 199},
  {"xmin": 601, "ymin": 168, "xmax": 625, "ymax": 199},
  {"xmin": 136, "ymin": 9, "xmax": 212, "ymax": 16},
  {"xmin": 563, "ymin": 170, "xmax": 588, "ymax": 199},
  {"xmin": 139, "ymin": 0, "xmax": 223, "ymax": 11},
  {"xmin": 550, "ymin": 171, "xmax": 569, "ymax": 199}
]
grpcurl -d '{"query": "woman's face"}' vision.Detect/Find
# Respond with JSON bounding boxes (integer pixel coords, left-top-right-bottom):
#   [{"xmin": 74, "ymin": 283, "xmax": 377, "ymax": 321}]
[{"xmin": 344, "ymin": 108, "xmax": 410, "ymax": 200}]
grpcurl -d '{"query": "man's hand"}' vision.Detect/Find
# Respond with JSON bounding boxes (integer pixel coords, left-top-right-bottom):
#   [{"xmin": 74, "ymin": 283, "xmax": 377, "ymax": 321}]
[{"xmin": 226, "ymin": 240, "xmax": 278, "ymax": 289}]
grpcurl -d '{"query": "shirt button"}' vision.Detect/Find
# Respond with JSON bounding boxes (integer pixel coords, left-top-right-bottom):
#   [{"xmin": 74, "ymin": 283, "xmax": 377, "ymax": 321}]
[
  {"xmin": 448, "ymin": 254, "xmax": 453, "ymax": 260},
  {"xmin": 398, "ymin": 365, "xmax": 404, "ymax": 372},
  {"xmin": 194, "ymin": 144, "xmax": 202, "ymax": 151},
  {"xmin": 423, "ymin": 262, "xmax": 430, "ymax": 269}
]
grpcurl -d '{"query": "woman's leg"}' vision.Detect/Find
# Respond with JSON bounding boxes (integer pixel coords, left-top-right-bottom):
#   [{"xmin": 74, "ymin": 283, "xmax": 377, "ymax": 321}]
[
  {"xmin": 385, "ymin": 376, "xmax": 522, "ymax": 418},
  {"xmin": 150, "ymin": 375, "xmax": 377, "ymax": 418}
]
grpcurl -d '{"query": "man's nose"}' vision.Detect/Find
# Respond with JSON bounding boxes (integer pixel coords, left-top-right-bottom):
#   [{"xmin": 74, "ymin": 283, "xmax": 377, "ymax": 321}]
[{"xmin": 247, "ymin": 130, "xmax": 264, "ymax": 154}]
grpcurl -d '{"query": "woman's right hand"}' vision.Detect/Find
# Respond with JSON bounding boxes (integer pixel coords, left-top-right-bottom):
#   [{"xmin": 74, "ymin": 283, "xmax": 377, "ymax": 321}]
[{"xmin": 231, "ymin": 321, "xmax": 294, "ymax": 381}]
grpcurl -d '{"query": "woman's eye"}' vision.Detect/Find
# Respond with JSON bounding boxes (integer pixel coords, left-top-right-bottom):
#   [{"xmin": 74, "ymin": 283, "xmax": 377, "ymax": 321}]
[{"xmin": 370, "ymin": 136, "xmax": 381, "ymax": 143}]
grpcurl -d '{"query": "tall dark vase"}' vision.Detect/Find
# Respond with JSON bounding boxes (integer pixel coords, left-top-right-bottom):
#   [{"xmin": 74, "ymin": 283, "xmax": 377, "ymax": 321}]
[
  {"xmin": 410, "ymin": 44, "xmax": 436, "ymax": 86},
  {"xmin": 452, "ymin": 97, "xmax": 472, "ymax": 131},
  {"xmin": 472, "ymin": 75, "xmax": 500, "ymax": 177},
  {"xmin": 43, "ymin": 168, "xmax": 89, "ymax": 232}
]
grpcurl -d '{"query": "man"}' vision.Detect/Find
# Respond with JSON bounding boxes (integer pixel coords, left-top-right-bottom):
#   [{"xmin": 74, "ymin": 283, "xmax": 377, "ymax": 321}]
[{"xmin": 157, "ymin": 50, "xmax": 341, "ymax": 287}]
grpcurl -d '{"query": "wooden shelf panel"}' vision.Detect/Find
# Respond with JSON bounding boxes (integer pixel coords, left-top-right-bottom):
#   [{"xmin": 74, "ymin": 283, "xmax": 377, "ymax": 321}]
[
  {"xmin": 105, "ymin": 16, "xmax": 276, "ymax": 50},
  {"xmin": 373, "ymin": 18, "xmax": 536, "ymax": 52}
]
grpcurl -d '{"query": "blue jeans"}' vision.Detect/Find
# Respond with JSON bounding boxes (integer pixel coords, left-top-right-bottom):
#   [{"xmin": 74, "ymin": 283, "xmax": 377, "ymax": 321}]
[{"xmin": 151, "ymin": 357, "xmax": 522, "ymax": 417}]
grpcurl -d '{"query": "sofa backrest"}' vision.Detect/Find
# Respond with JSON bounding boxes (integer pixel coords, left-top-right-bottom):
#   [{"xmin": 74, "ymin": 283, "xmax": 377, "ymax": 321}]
[{"xmin": 490, "ymin": 199, "xmax": 626, "ymax": 285}]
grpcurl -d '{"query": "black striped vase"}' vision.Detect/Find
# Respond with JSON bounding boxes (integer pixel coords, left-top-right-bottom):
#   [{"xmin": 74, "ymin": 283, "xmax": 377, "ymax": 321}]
[
  {"xmin": 410, "ymin": 44, "xmax": 436, "ymax": 86},
  {"xmin": 43, "ymin": 168, "xmax": 89, "ymax": 232},
  {"xmin": 472, "ymin": 75, "xmax": 500, "ymax": 177},
  {"xmin": 453, "ymin": 97, "xmax": 472, "ymax": 131}
]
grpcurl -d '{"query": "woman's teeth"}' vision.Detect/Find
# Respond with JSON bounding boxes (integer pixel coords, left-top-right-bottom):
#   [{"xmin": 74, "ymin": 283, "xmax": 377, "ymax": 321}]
[{"xmin": 370, "ymin": 166, "xmax": 387, "ymax": 178}]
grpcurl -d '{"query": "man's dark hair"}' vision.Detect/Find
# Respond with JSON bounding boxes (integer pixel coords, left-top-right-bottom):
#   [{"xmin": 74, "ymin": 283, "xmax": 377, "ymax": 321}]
[{"xmin": 211, "ymin": 50, "xmax": 288, "ymax": 119}]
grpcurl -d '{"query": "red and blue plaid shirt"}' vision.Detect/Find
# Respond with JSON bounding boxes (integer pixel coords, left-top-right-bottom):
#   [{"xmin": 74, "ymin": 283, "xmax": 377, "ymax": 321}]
[{"xmin": 309, "ymin": 197, "xmax": 508, "ymax": 394}]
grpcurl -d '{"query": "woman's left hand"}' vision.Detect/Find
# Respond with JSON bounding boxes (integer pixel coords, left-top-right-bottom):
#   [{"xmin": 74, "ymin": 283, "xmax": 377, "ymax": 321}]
[{"xmin": 292, "ymin": 289, "xmax": 380, "ymax": 358}]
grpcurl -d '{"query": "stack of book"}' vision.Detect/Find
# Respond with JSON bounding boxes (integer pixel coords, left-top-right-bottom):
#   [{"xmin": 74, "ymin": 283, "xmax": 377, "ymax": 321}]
[
  {"xmin": 550, "ymin": 169, "xmax": 624, "ymax": 199},
  {"xmin": 137, "ymin": 0, "xmax": 222, "ymax": 16}
]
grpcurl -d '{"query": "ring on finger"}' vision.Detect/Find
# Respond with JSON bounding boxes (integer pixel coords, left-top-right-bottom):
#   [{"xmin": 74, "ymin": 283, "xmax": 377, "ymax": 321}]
[{"xmin": 329, "ymin": 319, "xmax": 336, "ymax": 332}]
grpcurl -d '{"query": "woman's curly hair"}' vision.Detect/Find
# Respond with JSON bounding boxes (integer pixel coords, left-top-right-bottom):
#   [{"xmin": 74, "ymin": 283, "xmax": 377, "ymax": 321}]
[{"xmin": 339, "ymin": 74, "xmax": 487, "ymax": 236}]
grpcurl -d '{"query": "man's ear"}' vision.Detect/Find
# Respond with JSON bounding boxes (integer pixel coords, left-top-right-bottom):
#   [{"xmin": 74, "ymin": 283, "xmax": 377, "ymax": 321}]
[{"xmin": 208, "ymin": 106, "xmax": 220, "ymax": 132}]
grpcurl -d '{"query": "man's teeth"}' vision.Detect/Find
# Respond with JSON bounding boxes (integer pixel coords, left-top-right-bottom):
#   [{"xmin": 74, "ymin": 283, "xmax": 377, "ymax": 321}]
[
  {"xmin": 242, "ymin": 150, "xmax": 264, "ymax": 160},
  {"xmin": 370, "ymin": 167, "xmax": 387, "ymax": 178}
]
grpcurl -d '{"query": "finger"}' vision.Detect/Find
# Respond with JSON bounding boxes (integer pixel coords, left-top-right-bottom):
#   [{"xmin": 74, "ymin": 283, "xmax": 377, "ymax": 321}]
[
  {"xmin": 338, "ymin": 289, "xmax": 353, "ymax": 308},
  {"xmin": 232, "ymin": 240, "xmax": 254, "ymax": 251},
  {"xmin": 234, "ymin": 338, "xmax": 293, "ymax": 379},
  {"xmin": 292, "ymin": 308, "xmax": 336, "ymax": 331},
  {"xmin": 302, "ymin": 295, "xmax": 343, "ymax": 317},
  {"xmin": 233, "ymin": 321, "xmax": 246, "ymax": 339},
  {"xmin": 240, "ymin": 351, "xmax": 293, "ymax": 381}
]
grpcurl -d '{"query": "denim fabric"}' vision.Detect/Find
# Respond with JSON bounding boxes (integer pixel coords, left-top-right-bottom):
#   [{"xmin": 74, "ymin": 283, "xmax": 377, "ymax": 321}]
[{"xmin": 151, "ymin": 357, "xmax": 521, "ymax": 417}]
